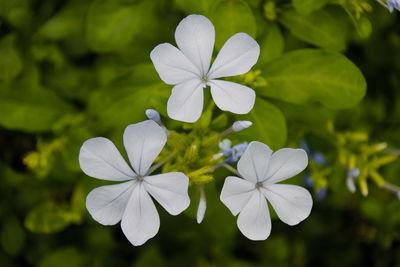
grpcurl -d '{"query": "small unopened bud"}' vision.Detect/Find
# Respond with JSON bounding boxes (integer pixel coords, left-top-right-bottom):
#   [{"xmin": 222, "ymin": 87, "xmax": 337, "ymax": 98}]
[
  {"xmin": 232, "ymin": 121, "xmax": 252, "ymax": 132},
  {"xmin": 197, "ymin": 186, "xmax": 206, "ymax": 224},
  {"xmin": 145, "ymin": 109, "xmax": 161, "ymax": 125}
]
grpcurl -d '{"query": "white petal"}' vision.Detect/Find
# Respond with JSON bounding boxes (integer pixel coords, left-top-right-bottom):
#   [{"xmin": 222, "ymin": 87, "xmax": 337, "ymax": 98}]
[
  {"xmin": 86, "ymin": 180, "xmax": 135, "ymax": 225},
  {"xmin": 208, "ymin": 33, "xmax": 260, "ymax": 79},
  {"xmin": 144, "ymin": 172, "xmax": 190, "ymax": 216},
  {"xmin": 220, "ymin": 176, "xmax": 256, "ymax": 216},
  {"xmin": 237, "ymin": 141, "xmax": 273, "ymax": 183},
  {"xmin": 263, "ymin": 148, "xmax": 308, "ymax": 185},
  {"xmin": 175, "ymin": 14, "xmax": 215, "ymax": 75},
  {"xmin": 237, "ymin": 190, "xmax": 271, "ymax": 241},
  {"xmin": 209, "ymin": 80, "xmax": 255, "ymax": 114},
  {"xmin": 123, "ymin": 120, "xmax": 167, "ymax": 176},
  {"xmin": 261, "ymin": 184, "xmax": 313, "ymax": 226},
  {"xmin": 150, "ymin": 43, "xmax": 200, "ymax": 85},
  {"xmin": 79, "ymin": 137, "xmax": 136, "ymax": 181},
  {"xmin": 167, "ymin": 79, "xmax": 204, "ymax": 123},
  {"xmin": 196, "ymin": 186, "xmax": 206, "ymax": 224},
  {"xmin": 121, "ymin": 183, "xmax": 160, "ymax": 246}
]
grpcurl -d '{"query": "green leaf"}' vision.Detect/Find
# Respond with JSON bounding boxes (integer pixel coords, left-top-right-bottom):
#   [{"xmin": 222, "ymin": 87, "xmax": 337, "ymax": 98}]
[
  {"xmin": 38, "ymin": 247, "xmax": 86, "ymax": 267},
  {"xmin": 1, "ymin": 216, "xmax": 25, "ymax": 256},
  {"xmin": 292, "ymin": 0, "xmax": 331, "ymax": 15},
  {"xmin": 0, "ymin": 35, "xmax": 22, "ymax": 82},
  {"xmin": 258, "ymin": 49, "xmax": 366, "ymax": 109},
  {"xmin": 40, "ymin": 1, "xmax": 89, "ymax": 40},
  {"xmin": 211, "ymin": 0, "xmax": 257, "ymax": 49},
  {"xmin": 349, "ymin": 15, "xmax": 372, "ymax": 39},
  {"xmin": 234, "ymin": 98, "xmax": 287, "ymax": 149},
  {"xmin": 89, "ymin": 83, "xmax": 170, "ymax": 129},
  {"xmin": 258, "ymin": 22, "xmax": 284, "ymax": 65},
  {"xmin": 280, "ymin": 9, "xmax": 347, "ymax": 51},
  {"xmin": 86, "ymin": 1, "xmax": 150, "ymax": 52},
  {"xmin": 25, "ymin": 202, "xmax": 71, "ymax": 234},
  {"xmin": 173, "ymin": 0, "xmax": 214, "ymax": 15},
  {"xmin": 0, "ymin": 84, "xmax": 73, "ymax": 132}
]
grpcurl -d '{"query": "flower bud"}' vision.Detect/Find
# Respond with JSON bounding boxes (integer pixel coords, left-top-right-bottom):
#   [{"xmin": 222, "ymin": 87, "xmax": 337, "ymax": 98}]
[
  {"xmin": 232, "ymin": 121, "xmax": 252, "ymax": 132},
  {"xmin": 145, "ymin": 109, "xmax": 161, "ymax": 125}
]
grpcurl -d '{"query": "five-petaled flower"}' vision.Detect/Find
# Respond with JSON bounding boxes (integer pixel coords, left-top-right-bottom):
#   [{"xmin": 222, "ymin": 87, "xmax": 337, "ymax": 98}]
[
  {"xmin": 79, "ymin": 120, "xmax": 190, "ymax": 246},
  {"xmin": 220, "ymin": 141, "xmax": 313, "ymax": 240},
  {"xmin": 151, "ymin": 14, "xmax": 259, "ymax": 123}
]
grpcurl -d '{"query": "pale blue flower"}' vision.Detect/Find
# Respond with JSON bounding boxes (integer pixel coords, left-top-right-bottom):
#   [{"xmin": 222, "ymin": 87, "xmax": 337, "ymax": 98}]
[{"xmin": 387, "ymin": 0, "xmax": 400, "ymax": 12}]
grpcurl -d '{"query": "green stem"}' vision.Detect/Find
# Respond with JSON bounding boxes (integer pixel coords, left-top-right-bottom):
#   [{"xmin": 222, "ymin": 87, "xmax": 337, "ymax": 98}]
[
  {"xmin": 222, "ymin": 163, "xmax": 241, "ymax": 177},
  {"xmin": 146, "ymin": 151, "xmax": 178, "ymax": 176}
]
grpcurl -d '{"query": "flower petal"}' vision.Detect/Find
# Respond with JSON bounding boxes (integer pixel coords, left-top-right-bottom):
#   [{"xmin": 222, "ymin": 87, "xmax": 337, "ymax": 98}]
[
  {"xmin": 237, "ymin": 141, "xmax": 273, "ymax": 183},
  {"xmin": 220, "ymin": 176, "xmax": 256, "ymax": 216},
  {"xmin": 150, "ymin": 43, "xmax": 200, "ymax": 85},
  {"xmin": 86, "ymin": 180, "xmax": 135, "ymax": 225},
  {"xmin": 237, "ymin": 190, "xmax": 271, "ymax": 241},
  {"xmin": 175, "ymin": 14, "xmax": 215, "ymax": 75},
  {"xmin": 263, "ymin": 148, "xmax": 308, "ymax": 185},
  {"xmin": 79, "ymin": 137, "xmax": 136, "ymax": 181},
  {"xmin": 144, "ymin": 172, "xmax": 190, "ymax": 215},
  {"xmin": 123, "ymin": 120, "xmax": 167, "ymax": 176},
  {"xmin": 208, "ymin": 33, "xmax": 260, "ymax": 79},
  {"xmin": 209, "ymin": 80, "xmax": 255, "ymax": 114},
  {"xmin": 167, "ymin": 79, "xmax": 204, "ymax": 123},
  {"xmin": 121, "ymin": 183, "xmax": 160, "ymax": 246},
  {"xmin": 261, "ymin": 184, "xmax": 313, "ymax": 226}
]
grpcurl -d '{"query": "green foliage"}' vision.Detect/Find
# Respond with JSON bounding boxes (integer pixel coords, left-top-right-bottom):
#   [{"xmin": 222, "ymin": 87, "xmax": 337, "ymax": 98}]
[
  {"xmin": 258, "ymin": 49, "xmax": 366, "ymax": 109},
  {"xmin": 0, "ymin": 35, "xmax": 22, "ymax": 82},
  {"xmin": 292, "ymin": 0, "xmax": 331, "ymax": 15},
  {"xmin": 234, "ymin": 98, "xmax": 287, "ymax": 150},
  {"xmin": 211, "ymin": 0, "xmax": 257, "ymax": 49},
  {"xmin": 280, "ymin": 8, "xmax": 348, "ymax": 51}
]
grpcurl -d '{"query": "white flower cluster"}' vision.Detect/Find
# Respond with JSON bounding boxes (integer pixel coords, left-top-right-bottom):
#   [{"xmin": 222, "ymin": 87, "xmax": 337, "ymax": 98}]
[{"xmin": 80, "ymin": 14, "xmax": 313, "ymax": 246}]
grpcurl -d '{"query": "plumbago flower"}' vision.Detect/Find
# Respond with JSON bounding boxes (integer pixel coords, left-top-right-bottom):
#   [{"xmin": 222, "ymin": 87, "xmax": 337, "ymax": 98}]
[
  {"xmin": 150, "ymin": 14, "xmax": 259, "ymax": 123},
  {"xmin": 387, "ymin": 0, "xmax": 400, "ymax": 12},
  {"xmin": 79, "ymin": 120, "xmax": 190, "ymax": 246},
  {"xmin": 220, "ymin": 141, "xmax": 313, "ymax": 240}
]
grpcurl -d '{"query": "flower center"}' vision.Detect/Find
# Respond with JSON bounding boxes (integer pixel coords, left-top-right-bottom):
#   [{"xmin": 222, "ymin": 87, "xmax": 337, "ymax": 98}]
[
  {"xmin": 201, "ymin": 75, "xmax": 208, "ymax": 83},
  {"xmin": 255, "ymin": 182, "xmax": 263, "ymax": 189},
  {"xmin": 137, "ymin": 175, "xmax": 144, "ymax": 181}
]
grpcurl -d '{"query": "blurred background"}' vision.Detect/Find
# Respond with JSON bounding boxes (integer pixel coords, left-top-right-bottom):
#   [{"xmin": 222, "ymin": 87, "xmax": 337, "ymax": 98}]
[{"xmin": 1, "ymin": 0, "xmax": 400, "ymax": 266}]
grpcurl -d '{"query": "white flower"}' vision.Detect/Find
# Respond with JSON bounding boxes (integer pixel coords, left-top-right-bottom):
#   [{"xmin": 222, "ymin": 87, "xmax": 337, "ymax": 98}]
[
  {"xmin": 150, "ymin": 14, "xmax": 259, "ymax": 123},
  {"xmin": 220, "ymin": 141, "xmax": 313, "ymax": 240},
  {"xmin": 79, "ymin": 120, "xmax": 190, "ymax": 246}
]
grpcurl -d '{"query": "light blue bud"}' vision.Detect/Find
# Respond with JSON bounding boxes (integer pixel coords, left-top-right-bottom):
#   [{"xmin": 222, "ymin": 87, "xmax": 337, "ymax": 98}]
[
  {"xmin": 145, "ymin": 109, "xmax": 161, "ymax": 124},
  {"xmin": 232, "ymin": 121, "xmax": 252, "ymax": 132}
]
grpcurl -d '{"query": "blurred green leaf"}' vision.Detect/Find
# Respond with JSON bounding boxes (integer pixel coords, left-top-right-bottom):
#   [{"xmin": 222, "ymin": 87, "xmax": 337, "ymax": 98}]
[
  {"xmin": 0, "ymin": 35, "xmax": 22, "ymax": 82},
  {"xmin": 39, "ymin": 0, "xmax": 89, "ymax": 40},
  {"xmin": 292, "ymin": 0, "xmax": 331, "ymax": 15},
  {"xmin": 38, "ymin": 247, "xmax": 86, "ymax": 267},
  {"xmin": 211, "ymin": 0, "xmax": 257, "ymax": 49},
  {"xmin": 234, "ymin": 98, "xmax": 287, "ymax": 149},
  {"xmin": 280, "ymin": 9, "xmax": 348, "ymax": 51},
  {"xmin": 173, "ymin": 0, "xmax": 214, "ymax": 15},
  {"xmin": 349, "ymin": 15, "xmax": 372, "ymax": 39},
  {"xmin": 258, "ymin": 22, "xmax": 284, "ymax": 65},
  {"xmin": 258, "ymin": 49, "xmax": 366, "ymax": 109},
  {"xmin": 1, "ymin": 216, "xmax": 25, "ymax": 256},
  {"xmin": 86, "ymin": 0, "xmax": 152, "ymax": 52},
  {"xmin": 0, "ymin": 84, "xmax": 73, "ymax": 132},
  {"xmin": 89, "ymin": 83, "xmax": 170, "ymax": 129},
  {"xmin": 25, "ymin": 202, "xmax": 71, "ymax": 234}
]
